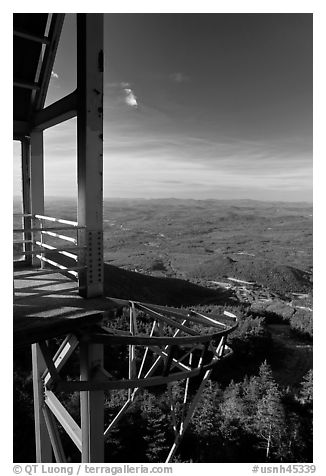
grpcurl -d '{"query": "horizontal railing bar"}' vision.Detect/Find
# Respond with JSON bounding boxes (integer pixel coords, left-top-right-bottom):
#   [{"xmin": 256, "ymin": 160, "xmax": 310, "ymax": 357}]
[
  {"xmin": 35, "ymin": 241, "xmax": 84, "ymax": 259},
  {"xmin": 18, "ymin": 247, "xmax": 79, "ymax": 258},
  {"xmin": 35, "ymin": 241, "xmax": 82, "ymax": 251},
  {"xmin": 34, "ymin": 215, "xmax": 79, "ymax": 227},
  {"xmin": 57, "ymin": 362, "xmax": 225, "ymax": 392},
  {"xmin": 14, "ymin": 267, "xmax": 87, "ymax": 279},
  {"xmin": 39, "ymin": 249, "xmax": 78, "ymax": 262},
  {"xmin": 14, "ymin": 226, "xmax": 85, "ymax": 233},
  {"xmin": 13, "ymin": 213, "xmax": 33, "ymax": 217},
  {"xmin": 13, "ymin": 240, "xmax": 33, "ymax": 244},
  {"xmin": 36, "ymin": 255, "xmax": 79, "ymax": 278},
  {"xmin": 85, "ymin": 331, "xmax": 226, "ymax": 346},
  {"xmin": 41, "ymin": 231, "xmax": 77, "ymax": 244},
  {"xmin": 14, "ymin": 214, "xmax": 81, "ymax": 231},
  {"xmin": 60, "ymin": 369, "xmax": 202, "ymax": 391}
]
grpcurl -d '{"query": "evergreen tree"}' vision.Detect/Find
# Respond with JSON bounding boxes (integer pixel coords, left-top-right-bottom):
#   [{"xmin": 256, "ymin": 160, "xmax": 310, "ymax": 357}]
[
  {"xmin": 220, "ymin": 380, "xmax": 246, "ymax": 432},
  {"xmin": 300, "ymin": 369, "xmax": 313, "ymax": 405},
  {"xmin": 253, "ymin": 362, "xmax": 286, "ymax": 461},
  {"xmin": 141, "ymin": 390, "xmax": 172, "ymax": 462},
  {"xmin": 255, "ymin": 387, "xmax": 285, "ymax": 460},
  {"xmin": 190, "ymin": 382, "xmax": 224, "ymax": 462}
]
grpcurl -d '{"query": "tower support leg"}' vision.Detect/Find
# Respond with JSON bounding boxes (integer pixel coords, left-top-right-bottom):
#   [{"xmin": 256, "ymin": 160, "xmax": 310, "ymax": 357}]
[
  {"xmin": 80, "ymin": 342, "xmax": 105, "ymax": 462},
  {"xmin": 32, "ymin": 343, "xmax": 52, "ymax": 462}
]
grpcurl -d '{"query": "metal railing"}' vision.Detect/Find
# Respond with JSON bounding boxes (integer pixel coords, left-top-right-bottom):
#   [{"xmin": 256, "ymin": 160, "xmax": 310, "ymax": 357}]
[{"xmin": 13, "ymin": 213, "xmax": 86, "ymax": 279}]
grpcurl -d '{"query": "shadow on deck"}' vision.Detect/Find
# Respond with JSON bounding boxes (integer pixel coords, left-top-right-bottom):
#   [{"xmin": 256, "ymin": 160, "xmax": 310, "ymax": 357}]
[{"xmin": 13, "ymin": 262, "xmax": 236, "ymax": 347}]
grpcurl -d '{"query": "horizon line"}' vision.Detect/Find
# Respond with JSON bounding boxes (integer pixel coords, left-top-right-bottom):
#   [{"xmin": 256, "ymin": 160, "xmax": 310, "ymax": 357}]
[{"xmin": 12, "ymin": 195, "xmax": 313, "ymax": 205}]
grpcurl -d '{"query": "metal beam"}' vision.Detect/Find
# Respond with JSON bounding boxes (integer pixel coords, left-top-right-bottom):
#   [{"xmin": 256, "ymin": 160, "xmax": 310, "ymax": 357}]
[
  {"xmin": 14, "ymin": 80, "xmax": 40, "ymax": 90},
  {"xmin": 80, "ymin": 342, "xmax": 104, "ymax": 462},
  {"xmin": 30, "ymin": 131, "xmax": 44, "ymax": 215},
  {"xmin": 34, "ymin": 14, "xmax": 65, "ymax": 111},
  {"xmin": 137, "ymin": 303, "xmax": 198, "ymax": 336},
  {"xmin": 77, "ymin": 14, "xmax": 104, "ymax": 298},
  {"xmin": 38, "ymin": 341, "xmax": 62, "ymax": 387},
  {"xmin": 45, "ymin": 390, "xmax": 82, "ymax": 452},
  {"xmin": 21, "ymin": 138, "xmax": 32, "ymax": 266},
  {"xmin": 42, "ymin": 406, "xmax": 67, "ymax": 463},
  {"xmin": 58, "ymin": 366, "xmax": 204, "ymax": 392},
  {"xmin": 104, "ymin": 326, "xmax": 180, "ymax": 438},
  {"xmin": 14, "ymin": 225, "xmax": 85, "ymax": 233},
  {"xmin": 30, "ymin": 130, "xmax": 44, "ymax": 266},
  {"xmin": 14, "ymin": 29, "xmax": 50, "ymax": 44},
  {"xmin": 32, "ymin": 344, "xmax": 53, "ymax": 462},
  {"xmin": 149, "ymin": 346, "xmax": 191, "ymax": 372},
  {"xmin": 14, "ymin": 120, "xmax": 30, "ymax": 138},
  {"xmin": 104, "ymin": 399, "xmax": 133, "ymax": 437},
  {"xmin": 33, "ymin": 90, "xmax": 77, "ymax": 131},
  {"xmin": 43, "ymin": 334, "xmax": 79, "ymax": 387}
]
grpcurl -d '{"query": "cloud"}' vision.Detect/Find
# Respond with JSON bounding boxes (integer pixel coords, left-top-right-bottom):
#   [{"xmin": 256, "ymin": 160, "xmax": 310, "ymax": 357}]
[
  {"xmin": 124, "ymin": 88, "xmax": 138, "ymax": 108},
  {"xmin": 169, "ymin": 72, "xmax": 190, "ymax": 83},
  {"xmin": 51, "ymin": 71, "xmax": 59, "ymax": 79},
  {"xmin": 104, "ymin": 80, "xmax": 139, "ymax": 108},
  {"xmin": 106, "ymin": 81, "xmax": 130, "ymax": 88}
]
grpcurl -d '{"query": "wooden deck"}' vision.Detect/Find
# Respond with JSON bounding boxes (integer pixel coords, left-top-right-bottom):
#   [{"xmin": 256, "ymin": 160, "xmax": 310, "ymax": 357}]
[{"xmin": 13, "ymin": 269, "xmax": 118, "ymax": 348}]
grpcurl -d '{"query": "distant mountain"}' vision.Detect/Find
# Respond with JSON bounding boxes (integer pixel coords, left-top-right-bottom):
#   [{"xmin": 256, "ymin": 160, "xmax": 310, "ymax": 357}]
[{"xmin": 187, "ymin": 255, "xmax": 312, "ymax": 294}]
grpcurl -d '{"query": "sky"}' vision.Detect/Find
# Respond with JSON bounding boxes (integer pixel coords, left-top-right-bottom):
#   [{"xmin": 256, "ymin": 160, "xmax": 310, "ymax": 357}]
[{"xmin": 13, "ymin": 13, "xmax": 313, "ymax": 202}]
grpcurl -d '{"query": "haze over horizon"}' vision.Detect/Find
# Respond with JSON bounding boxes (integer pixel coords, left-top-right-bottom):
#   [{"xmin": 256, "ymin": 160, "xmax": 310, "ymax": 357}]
[{"xmin": 13, "ymin": 13, "xmax": 312, "ymax": 203}]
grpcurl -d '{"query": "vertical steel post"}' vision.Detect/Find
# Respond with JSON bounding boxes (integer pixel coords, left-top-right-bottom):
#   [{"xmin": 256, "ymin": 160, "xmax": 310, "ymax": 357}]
[
  {"xmin": 30, "ymin": 130, "xmax": 48, "ymax": 461},
  {"xmin": 76, "ymin": 14, "xmax": 104, "ymax": 298},
  {"xmin": 21, "ymin": 137, "xmax": 32, "ymax": 266},
  {"xmin": 30, "ymin": 130, "xmax": 44, "ymax": 266},
  {"xmin": 32, "ymin": 343, "xmax": 53, "ymax": 462},
  {"xmin": 80, "ymin": 342, "xmax": 105, "ymax": 462}
]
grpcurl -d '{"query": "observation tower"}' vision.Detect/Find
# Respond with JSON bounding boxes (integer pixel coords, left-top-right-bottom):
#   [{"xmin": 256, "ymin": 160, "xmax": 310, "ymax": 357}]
[{"xmin": 13, "ymin": 13, "xmax": 237, "ymax": 463}]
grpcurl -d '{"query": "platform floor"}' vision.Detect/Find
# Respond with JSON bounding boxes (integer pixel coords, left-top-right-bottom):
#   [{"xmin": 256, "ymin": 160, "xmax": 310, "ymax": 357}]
[{"xmin": 13, "ymin": 269, "xmax": 118, "ymax": 348}]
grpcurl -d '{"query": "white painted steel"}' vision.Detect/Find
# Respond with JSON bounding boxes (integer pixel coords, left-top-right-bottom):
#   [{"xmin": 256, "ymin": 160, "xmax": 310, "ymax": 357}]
[
  {"xmin": 45, "ymin": 390, "xmax": 82, "ymax": 452},
  {"xmin": 35, "ymin": 214, "xmax": 79, "ymax": 227}
]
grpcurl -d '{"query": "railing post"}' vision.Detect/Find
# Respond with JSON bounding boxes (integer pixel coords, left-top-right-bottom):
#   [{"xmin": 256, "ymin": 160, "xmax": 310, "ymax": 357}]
[
  {"xmin": 77, "ymin": 13, "xmax": 104, "ymax": 298},
  {"xmin": 21, "ymin": 137, "xmax": 32, "ymax": 266},
  {"xmin": 39, "ymin": 219, "xmax": 45, "ymax": 269}
]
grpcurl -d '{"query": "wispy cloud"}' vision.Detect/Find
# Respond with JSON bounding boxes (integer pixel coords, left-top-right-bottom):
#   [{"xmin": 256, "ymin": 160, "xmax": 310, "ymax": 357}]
[
  {"xmin": 106, "ymin": 81, "xmax": 131, "ymax": 89},
  {"xmin": 105, "ymin": 80, "xmax": 139, "ymax": 108},
  {"xmin": 169, "ymin": 72, "xmax": 190, "ymax": 83},
  {"xmin": 123, "ymin": 88, "xmax": 138, "ymax": 108}
]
